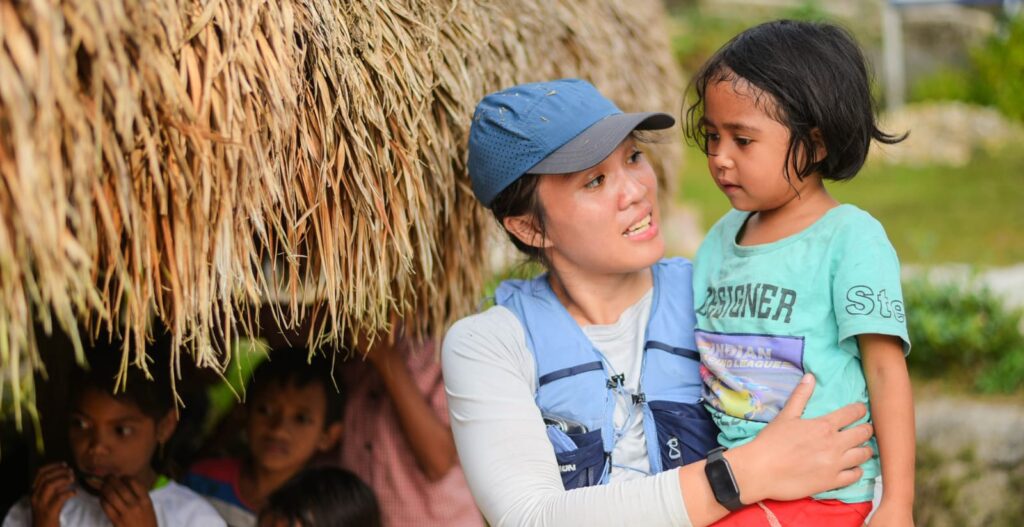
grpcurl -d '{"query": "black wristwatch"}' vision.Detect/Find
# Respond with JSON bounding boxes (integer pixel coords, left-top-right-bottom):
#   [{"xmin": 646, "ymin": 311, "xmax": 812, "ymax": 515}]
[{"xmin": 705, "ymin": 446, "xmax": 744, "ymax": 511}]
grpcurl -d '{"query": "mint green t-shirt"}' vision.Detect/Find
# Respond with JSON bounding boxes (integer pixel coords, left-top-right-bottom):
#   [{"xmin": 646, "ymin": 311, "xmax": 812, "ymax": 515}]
[{"xmin": 693, "ymin": 204, "xmax": 910, "ymax": 503}]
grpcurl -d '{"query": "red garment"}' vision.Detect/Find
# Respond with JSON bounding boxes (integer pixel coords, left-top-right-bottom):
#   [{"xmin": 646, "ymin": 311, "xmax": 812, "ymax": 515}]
[
  {"xmin": 339, "ymin": 338, "xmax": 483, "ymax": 527},
  {"xmin": 710, "ymin": 498, "xmax": 872, "ymax": 527}
]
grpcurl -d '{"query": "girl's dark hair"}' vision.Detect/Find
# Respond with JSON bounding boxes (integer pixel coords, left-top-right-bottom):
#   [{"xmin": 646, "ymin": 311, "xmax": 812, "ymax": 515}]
[
  {"xmin": 262, "ymin": 467, "xmax": 382, "ymax": 527},
  {"xmin": 683, "ymin": 19, "xmax": 906, "ymax": 183},
  {"xmin": 71, "ymin": 340, "xmax": 175, "ymax": 422},
  {"xmin": 247, "ymin": 349, "xmax": 346, "ymax": 427}
]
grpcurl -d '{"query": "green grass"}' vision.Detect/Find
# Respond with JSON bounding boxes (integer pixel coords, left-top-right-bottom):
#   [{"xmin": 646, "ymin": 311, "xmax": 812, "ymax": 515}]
[{"xmin": 676, "ymin": 145, "xmax": 1024, "ymax": 266}]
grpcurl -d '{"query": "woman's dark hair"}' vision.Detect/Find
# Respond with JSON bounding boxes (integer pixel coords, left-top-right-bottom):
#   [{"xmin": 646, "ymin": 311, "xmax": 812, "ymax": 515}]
[
  {"xmin": 489, "ymin": 172, "xmax": 549, "ymax": 267},
  {"xmin": 247, "ymin": 349, "xmax": 346, "ymax": 427},
  {"xmin": 261, "ymin": 467, "xmax": 382, "ymax": 527},
  {"xmin": 683, "ymin": 19, "xmax": 906, "ymax": 184}
]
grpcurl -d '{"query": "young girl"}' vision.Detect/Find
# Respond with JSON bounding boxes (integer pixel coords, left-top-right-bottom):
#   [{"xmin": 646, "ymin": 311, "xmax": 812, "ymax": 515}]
[
  {"xmin": 683, "ymin": 20, "xmax": 914, "ymax": 526},
  {"xmin": 3, "ymin": 351, "xmax": 225, "ymax": 527},
  {"xmin": 442, "ymin": 77, "xmax": 877, "ymax": 527}
]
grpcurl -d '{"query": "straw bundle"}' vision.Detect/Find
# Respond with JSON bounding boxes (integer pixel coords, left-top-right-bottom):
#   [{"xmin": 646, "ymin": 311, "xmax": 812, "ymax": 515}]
[{"xmin": 0, "ymin": 0, "xmax": 683, "ymax": 423}]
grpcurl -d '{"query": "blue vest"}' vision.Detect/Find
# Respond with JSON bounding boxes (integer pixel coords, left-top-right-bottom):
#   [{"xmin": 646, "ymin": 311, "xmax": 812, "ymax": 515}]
[{"xmin": 495, "ymin": 258, "xmax": 718, "ymax": 489}]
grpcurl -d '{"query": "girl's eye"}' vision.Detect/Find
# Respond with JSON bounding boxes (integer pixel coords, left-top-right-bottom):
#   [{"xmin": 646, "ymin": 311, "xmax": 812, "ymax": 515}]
[
  {"xmin": 256, "ymin": 404, "xmax": 272, "ymax": 416},
  {"xmin": 584, "ymin": 174, "xmax": 605, "ymax": 189},
  {"xmin": 115, "ymin": 426, "xmax": 134, "ymax": 437},
  {"xmin": 705, "ymin": 131, "xmax": 720, "ymax": 142},
  {"xmin": 735, "ymin": 137, "xmax": 752, "ymax": 146},
  {"xmin": 295, "ymin": 413, "xmax": 313, "ymax": 425},
  {"xmin": 627, "ymin": 149, "xmax": 643, "ymax": 164},
  {"xmin": 70, "ymin": 417, "xmax": 89, "ymax": 430}
]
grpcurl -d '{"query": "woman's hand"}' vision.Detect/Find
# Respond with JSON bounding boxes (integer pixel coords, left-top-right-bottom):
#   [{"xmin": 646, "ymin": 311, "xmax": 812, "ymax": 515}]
[
  {"xmin": 728, "ymin": 373, "xmax": 875, "ymax": 504},
  {"xmin": 30, "ymin": 463, "xmax": 76, "ymax": 527},
  {"xmin": 99, "ymin": 476, "xmax": 158, "ymax": 527}
]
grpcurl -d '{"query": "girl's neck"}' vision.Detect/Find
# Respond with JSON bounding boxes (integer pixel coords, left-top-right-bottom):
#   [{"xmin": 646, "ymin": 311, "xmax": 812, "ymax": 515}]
[
  {"xmin": 740, "ymin": 179, "xmax": 838, "ymax": 246},
  {"xmin": 548, "ymin": 266, "xmax": 653, "ymax": 326},
  {"xmin": 240, "ymin": 461, "xmax": 302, "ymax": 510}
]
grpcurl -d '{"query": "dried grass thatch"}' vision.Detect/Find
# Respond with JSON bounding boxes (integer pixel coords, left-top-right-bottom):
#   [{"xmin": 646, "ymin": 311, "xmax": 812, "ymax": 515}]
[{"xmin": 0, "ymin": 0, "xmax": 683, "ymax": 424}]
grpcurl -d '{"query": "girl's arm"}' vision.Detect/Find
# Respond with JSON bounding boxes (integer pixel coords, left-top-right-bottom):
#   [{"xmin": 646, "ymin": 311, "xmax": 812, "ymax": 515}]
[
  {"xmin": 860, "ymin": 333, "xmax": 916, "ymax": 526},
  {"xmin": 365, "ymin": 337, "xmax": 458, "ymax": 482}
]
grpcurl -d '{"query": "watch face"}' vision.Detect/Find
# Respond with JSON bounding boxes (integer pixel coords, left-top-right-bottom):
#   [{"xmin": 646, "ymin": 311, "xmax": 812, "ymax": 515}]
[{"xmin": 706, "ymin": 455, "xmax": 741, "ymax": 509}]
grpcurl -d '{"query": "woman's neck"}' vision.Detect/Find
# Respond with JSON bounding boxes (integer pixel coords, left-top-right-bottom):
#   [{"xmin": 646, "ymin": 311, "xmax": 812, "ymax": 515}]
[{"xmin": 548, "ymin": 266, "xmax": 653, "ymax": 326}]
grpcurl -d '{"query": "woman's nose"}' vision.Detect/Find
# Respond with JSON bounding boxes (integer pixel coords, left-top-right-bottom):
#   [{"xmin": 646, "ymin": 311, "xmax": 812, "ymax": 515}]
[{"xmin": 619, "ymin": 171, "xmax": 648, "ymax": 208}]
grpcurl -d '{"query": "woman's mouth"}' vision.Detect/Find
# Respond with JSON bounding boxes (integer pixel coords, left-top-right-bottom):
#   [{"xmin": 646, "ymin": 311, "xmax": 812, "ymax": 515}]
[{"xmin": 623, "ymin": 214, "xmax": 653, "ymax": 237}]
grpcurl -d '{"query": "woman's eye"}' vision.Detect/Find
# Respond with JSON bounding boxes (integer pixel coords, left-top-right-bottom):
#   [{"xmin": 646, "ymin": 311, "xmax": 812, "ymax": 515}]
[
  {"xmin": 584, "ymin": 175, "xmax": 605, "ymax": 189},
  {"xmin": 627, "ymin": 149, "xmax": 643, "ymax": 164}
]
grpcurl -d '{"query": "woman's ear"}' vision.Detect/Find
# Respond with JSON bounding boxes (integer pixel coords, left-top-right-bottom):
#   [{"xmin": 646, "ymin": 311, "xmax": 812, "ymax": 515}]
[
  {"xmin": 156, "ymin": 410, "xmax": 179, "ymax": 444},
  {"xmin": 502, "ymin": 214, "xmax": 550, "ymax": 249}
]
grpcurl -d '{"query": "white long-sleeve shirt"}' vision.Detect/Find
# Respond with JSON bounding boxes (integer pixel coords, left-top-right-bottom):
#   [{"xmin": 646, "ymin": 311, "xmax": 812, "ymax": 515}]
[{"xmin": 441, "ymin": 290, "xmax": 693, "ymax": 527}]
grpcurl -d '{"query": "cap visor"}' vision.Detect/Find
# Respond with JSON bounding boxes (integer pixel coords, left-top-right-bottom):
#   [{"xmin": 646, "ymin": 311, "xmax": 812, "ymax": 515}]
[{"xmin": 527, "ymin": 112, "xmax": 675, "ymax": 175}]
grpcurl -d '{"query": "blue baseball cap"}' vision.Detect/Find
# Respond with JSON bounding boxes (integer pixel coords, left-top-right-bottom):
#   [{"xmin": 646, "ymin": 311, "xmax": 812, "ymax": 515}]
[{"xmin": 468, "ymin": 79, "xmax": 675, "ymax": 208}]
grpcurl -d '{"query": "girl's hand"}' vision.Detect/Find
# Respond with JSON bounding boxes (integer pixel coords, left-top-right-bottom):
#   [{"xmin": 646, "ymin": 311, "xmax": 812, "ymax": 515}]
[
  {"xmin": 866, "ymin": 501, "xmax": 914, "ymax": 527},
  {"xmin": 99, "ymin": 476, "xmax": 158, "ymax": 527},
  {"xmin": 30, "ymin": 463, "xmax": 76, "ymax": 527},
  {"xmin": 729, "ymin": 374, "xmax": 876, "ymax": 504}
]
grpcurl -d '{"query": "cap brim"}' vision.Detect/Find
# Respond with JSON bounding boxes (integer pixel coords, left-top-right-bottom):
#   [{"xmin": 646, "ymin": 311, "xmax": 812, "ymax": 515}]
[{"xmin": 527, "ymin": 112, "xmax": 675, "ymax": 175}]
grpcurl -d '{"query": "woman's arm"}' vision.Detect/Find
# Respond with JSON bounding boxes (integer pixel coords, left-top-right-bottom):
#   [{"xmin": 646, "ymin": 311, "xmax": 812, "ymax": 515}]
[
  {"xmin": 443, "ymin": 311, "xmax": 874, "ymax": 527},
  {"xmin": 443, "ymin": 309, "xmax": 691, "ymax": 526},
  {"xmin": 860, "ymin": 333, "xmax": 915, "ymax": 526}
]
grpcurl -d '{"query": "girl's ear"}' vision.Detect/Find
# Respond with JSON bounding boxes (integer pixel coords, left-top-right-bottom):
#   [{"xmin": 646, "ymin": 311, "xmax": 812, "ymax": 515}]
[
  {"xmin": 502, "ymin": 214, "xmax": 551, "ymax": 249},
  {"xmin": 318, "ymin": 422, "xmax": 343, "ymax": 451},
  {"xmin": 810, "ymin": 128, "xmax": 827, "ymax": 160},
  {"xmin": 156, "ymin": 410, "xmax": 179, "ymax": 443}
]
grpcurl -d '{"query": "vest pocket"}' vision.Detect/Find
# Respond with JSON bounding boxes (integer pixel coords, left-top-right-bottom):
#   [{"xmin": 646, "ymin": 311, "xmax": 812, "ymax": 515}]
[
  {"xmin": 648, "ymin": 400, "xmax": 719, "ymax": 469},
  {"xmin": 547, "ymin": 427, "xmax": 606, "ymax": 489}
]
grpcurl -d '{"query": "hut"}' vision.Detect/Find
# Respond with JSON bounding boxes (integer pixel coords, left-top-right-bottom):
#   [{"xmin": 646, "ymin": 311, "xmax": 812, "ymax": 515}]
[{"xmin": 0, "ymin": 0, "xmax": 684, "ymax": 430}]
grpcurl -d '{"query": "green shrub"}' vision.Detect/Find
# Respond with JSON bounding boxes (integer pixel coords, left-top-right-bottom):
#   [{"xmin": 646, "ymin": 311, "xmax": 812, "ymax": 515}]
[
  {"xmin": 909, "ymin": 66, "xmax": 973, "ymax": 103},
  {"xmin": 910, "ymin": 14, "xmax": 1024, "ymax": 122},
  {"xmin": 904, "ymin": 278, "xmax": 1024, "ymax": 393},
  {"xmin": 970, "ymin": 14, "xmax": 1024, "ymax": 122}
]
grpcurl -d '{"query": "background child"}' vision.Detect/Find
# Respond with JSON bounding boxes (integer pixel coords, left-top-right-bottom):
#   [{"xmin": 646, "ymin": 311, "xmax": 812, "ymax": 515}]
[
  {"xmin": 257, "ymin": 466, "xmax": 381, "ymax": 527},
  {"xmin": 683, "ymin": 20, "xmax": 914, "ymax": 526},
  {"xmin": 183, "ymin": 350, "xmax": 344, "ymax": 527},
  {"xmin": 2, "ymin": 348, "xmax": 225, "ymax": 527}
]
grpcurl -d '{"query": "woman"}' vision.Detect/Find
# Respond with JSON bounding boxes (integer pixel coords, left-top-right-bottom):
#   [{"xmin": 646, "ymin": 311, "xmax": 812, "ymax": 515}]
[{"xmin": 442, "ymin": 79, "xmax": 874, "ymax": 526}]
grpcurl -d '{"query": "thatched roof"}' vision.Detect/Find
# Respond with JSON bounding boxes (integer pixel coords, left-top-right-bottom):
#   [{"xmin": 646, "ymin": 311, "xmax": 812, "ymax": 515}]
[{"xmin": 0, "ymin": 0, "xmax": 683, "ymax": 424}]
